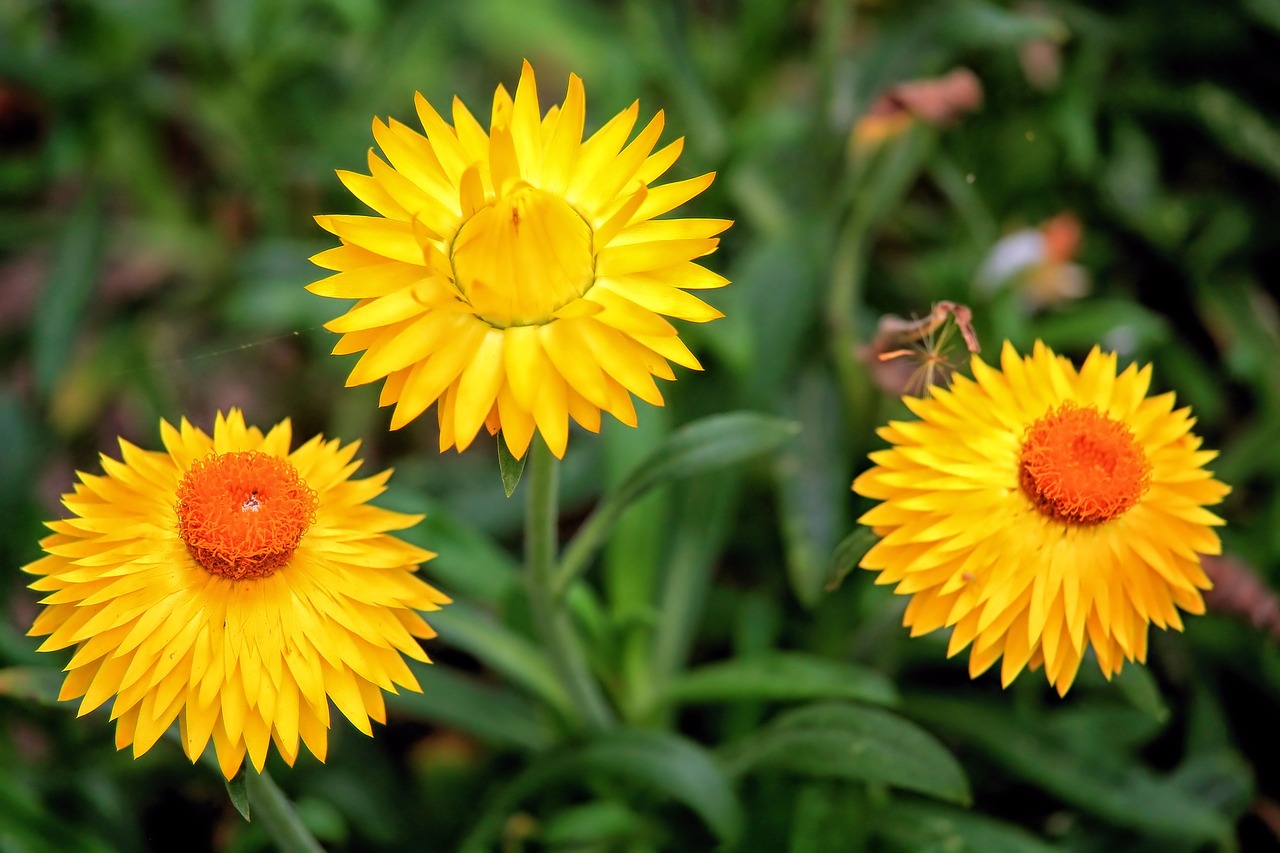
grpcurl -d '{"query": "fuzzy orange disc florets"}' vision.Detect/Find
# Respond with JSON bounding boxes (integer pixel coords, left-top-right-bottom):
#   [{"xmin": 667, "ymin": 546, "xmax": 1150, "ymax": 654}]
[
  {"xmin": 175, "ymin": 451, "xmax": 317, "ymax": 579},
  {"xmin": 1019, "ymin": 402, "xmax": 1151, "ymax": 525}
]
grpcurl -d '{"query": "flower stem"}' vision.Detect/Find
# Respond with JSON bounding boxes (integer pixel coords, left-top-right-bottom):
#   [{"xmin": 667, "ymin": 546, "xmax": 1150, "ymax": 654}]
[
  {"xmin": 525, "ymin": 437, "xmax": 615, "ymax": 729},
  {"xmin": 244, "ymin": 768, "xmax": 325, "ymax": 853}
]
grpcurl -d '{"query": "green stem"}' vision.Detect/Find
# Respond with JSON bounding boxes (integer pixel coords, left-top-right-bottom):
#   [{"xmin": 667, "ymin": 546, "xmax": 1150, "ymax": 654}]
[
  {"xmin": 244, "ymin": 769, "xmax": 325, "ymax": 853},
  {"xmin": 525, "ymin": 437, "xmax": 615, "ymax": 729},
  {"xmin": 551, "ymin": 504, "xmax": 618, "ymax": 599}
]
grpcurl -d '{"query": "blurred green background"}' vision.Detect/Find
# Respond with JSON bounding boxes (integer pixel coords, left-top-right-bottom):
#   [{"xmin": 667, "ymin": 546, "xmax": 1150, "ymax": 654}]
[{"xmin": 3, "ymin": 0, "xmax": 1280, "ymax": 850}]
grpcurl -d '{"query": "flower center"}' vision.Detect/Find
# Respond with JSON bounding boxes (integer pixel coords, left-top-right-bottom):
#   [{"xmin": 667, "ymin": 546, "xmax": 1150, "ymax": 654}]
[
  {"xmin": 175, "ymin": 451, "xmax": 317, "ymax": 579},
  {"xmin": 450, "ymin": 185, "xmax": 595, "ymax": 327},
  {"xmin": 1018, "ymin": 402, "xmax": 1151, "ymax": 525}
]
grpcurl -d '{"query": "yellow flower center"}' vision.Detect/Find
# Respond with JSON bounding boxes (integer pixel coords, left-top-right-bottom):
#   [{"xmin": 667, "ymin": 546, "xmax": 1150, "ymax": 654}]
[
  {"xmin": 1019, "ymin": 402, "xmax": 1151, "ymax": 525},
  {"xmin": 175, "ymin": 451, "xmax": 317, "ymax": 579},
  {"xmin": 450, "ymin": 185, "xmax": 595, "ymax": 327}
]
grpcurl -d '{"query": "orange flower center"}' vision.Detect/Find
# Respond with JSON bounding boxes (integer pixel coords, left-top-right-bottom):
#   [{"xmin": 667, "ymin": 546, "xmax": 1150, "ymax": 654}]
[
  {"xmin": 175, "ymin": 451, "xmax": 317, "ymax": 579},
  {"xmin": 450, "ymin": 185, "xmax": 595, "ymax": 327},
  {"xmin": 1019, "ymin": 402, "xmax": 1151, "ymax": 525}
]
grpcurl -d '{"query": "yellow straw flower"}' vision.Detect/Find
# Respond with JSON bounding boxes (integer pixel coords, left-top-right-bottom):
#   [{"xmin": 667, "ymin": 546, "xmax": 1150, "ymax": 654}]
[
  {"xmin": 24, "ymin": 410, "xmax": 448, "ymax": 779},
  {"xmin": 853, "ymin": 341, "xmax": 1229, "ymax": 695},
  {"xmin": 309, "ymin": 61, "xmax": 730, "ymax": 459}
]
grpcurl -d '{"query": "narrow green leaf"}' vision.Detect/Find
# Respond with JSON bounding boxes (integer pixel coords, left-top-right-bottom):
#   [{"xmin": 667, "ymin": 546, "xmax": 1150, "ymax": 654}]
[
  {"xmin": 1032, "ymin": 299, "xmax": 1169, "ymax": 353},
  {"xmin": 726, "ymin": 238, "xmax": 826, "ymax": 395},
  {"xmin": 226, "ymin": 766, "xmax": 251, "ymax": 821},
  {"xmin": 0, "ymin": 667, "xmax": 66, "ymax": 705},
  {"xmin": 1111, "ymin": 665, "xmax": 1170, "ymax": 723},
  {"xmin": 497, "ymin": 431, "xmax": 526, "ymax": 497},
  {"xmin": 1193, "ymin": 83, "xmax": 1280, "ymax": 183},
  {"xmin": 391, "ymin": 663, "xmax": 550, "ymax": 751},
  {"xmin": 1167, "ymin": 751, "xmax": 1254, "ymax": 824},
  {"xmin": 874, "ymin": 800, "xmax": 1058, "ymax": 853},
  {"xmin": 663, "ymin": 653, "xmax": 898, "ymax": 708},
  {"xmin": 601, "ymin": 410, "xmax": 671, "ymax": 719},
  {"xmin": 721, "ymin": 702, "xmax": 970, "ymax": 805},
  {"xmin": 775, "ymin": 368, "xmax": 850, "ymax": 607},
  {"xmin": 554, "ymin": 412, "xmax": 797, "ymax": 595},
  {"xmin": 33, "ymin": 192, "xmax": 107, "ymax": 396},
  {"xmin": 651, "ymin": 475, "xmax": 742, "ymax": 691},
  {"xmin": 0, "ymin": 778, "xmax": 116, "ymax": 853},
  {"xmin": 827, "ymin": 528, "xmax": 878, "ymax": 593},
  {"xmin": 788, "ymin": 782, "xmax": 872, "ymax": 853},
  {"xmin": 910, "ymin": 695, "xmax": 1234, "ymax": 842},
  {"xmin": 428, "ymin": 602, "xmax": 575, "ymax": 721},
  {"xmin": 848, "ymin": 123, "xmax": 937, "ymax": 231},
  {"xmin": 538, "ymin": 801, "xmax": 647, "ymax": 847},
  {"xmin": 1245, "ymin": 0, "xmax": 1280, "ymax": 34},
  {"xmin": 934, "ymin": 0, "xmax": 1069, "ymax": 49},
  {"xmin": 614, "ymin": 412, "xmax": 799, "ymax": 503},
  {"xmin": 1039, "ymin": 705, "xmax": 1165, "ymax": 764},
  {"xmin": 411, "ymin": 502, "xmax": 520, "ymax": 606},
  {"xmin": 461, "ymin": 729, "xmax": 742, "ymax": 852}
]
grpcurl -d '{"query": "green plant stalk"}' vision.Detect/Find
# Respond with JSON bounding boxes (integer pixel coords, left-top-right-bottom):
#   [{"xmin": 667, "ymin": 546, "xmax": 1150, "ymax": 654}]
[
  {"xmin": 525, "ymin": 438, "xmax": 616, "ymax": 729},
  {"xmin": 243, "ymin": 769, "xmax": 325, "ymax": 853},
  {"xmin": 551, "ymin": 499, "xmax": 622, "ymax": 599}
]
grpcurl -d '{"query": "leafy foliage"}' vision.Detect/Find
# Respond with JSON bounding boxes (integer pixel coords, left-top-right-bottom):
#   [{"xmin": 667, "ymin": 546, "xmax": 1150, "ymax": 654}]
[{"xmin": 2, "ymin": 0, "xmax": 1277, "ymax": 850}]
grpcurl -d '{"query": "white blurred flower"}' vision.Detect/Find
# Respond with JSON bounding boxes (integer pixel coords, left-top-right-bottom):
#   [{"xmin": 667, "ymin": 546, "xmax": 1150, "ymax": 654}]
[{"xmin": 975, "ymin": 213, "xmax": 1089, "ymax": 311}]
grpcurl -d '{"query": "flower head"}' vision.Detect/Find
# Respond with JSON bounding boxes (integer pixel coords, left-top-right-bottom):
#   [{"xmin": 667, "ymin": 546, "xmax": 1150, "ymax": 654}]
[
  {"xmin": 853, "ymin": 342, "xmax": 1229, "ymax": 695},
  {"xmin": 24, "ymin": 410, "xmax": 448, "ymax": 778},
  {"xmin": 310, "ymin": 61, "xmax": 730, "ymax": 459}
]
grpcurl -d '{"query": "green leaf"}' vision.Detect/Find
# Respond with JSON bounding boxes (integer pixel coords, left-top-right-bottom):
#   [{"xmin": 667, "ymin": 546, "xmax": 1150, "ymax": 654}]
[
  {"xmin": 554, "ymin": 412, "xmax": 797, "ymax": 595},
  {"xmin": 775, "ymin": 368, "xmax": 850, "ymax": 607},
  {"xmin": 0, "ymin": 667, "xmax": 66, "ymax": 705},
  {"xmin": 1193, "ymin": 83, "xmax": 1280, "ymax": 183},
  {"xmin": 827, "ymin": 527, "xmax": 878, "ymax": 594},
  {"xmin": 461, "ymin": 729, "xmax": 743, "ymax": 852},
  {"xmin": 613, "ymin": 412, "xmax": 798, "ymax": 505},
  {"xmin": 721, "ymin": 703, "xmax": 970, "ymax": 805},
  {"xmin": 33, "ymin": 192, "xmax": 107, "ymax": 396},
  {"xmin": 909, "ymin": 695, "xmax": 1235, "ymax": 842},
  {"xmin": 787, "ymin": 782, "xmax": 872, "ymax": 853},
  {"xmin": 538, "ymin": 801, "xmax": 647, "ymax": 847},
  {"xmin": 663, "ymin": 653, "xmax": 898, "ymax": 708},
  {"xmin": 723, "ymin": 237, "xmax": 826, "ymax": 395},
  {"xmin": 651, "ymin": 474, "xmax": 743, "ymax": 689},
  {"xmin": 404, "ymin": 502, "xmax": 519, "ymax": 606},
  {"xmin": 1246, "ymin": 0, "xmax": 1280, "ymax": 34},
  {"xmin": 1032, "ymin": 299, "xmax": 1170, "ymax": 353},
  {"xmin": 933, "ymin": 0, "xmax": 1069, "ymax": 49},
  {"xmin": 848, "ymin": 123, "xmax": 938, "ymax": 230},
  {"xmin": 601, "ymin": 410, "xmax": 672, "ymax": 719},
  {"xmin": 226, "ymin": 766, "xmax": 251, "ymax": 821},
  {"xmin": 1166, "ymin": 751, "xmax": 1254, "ymax": 824},
  {"xmin": 1039, "ymin": 705, "xmax": 1165, "ymax": 765},
  {"xmin": 873, "ymin": 800, "xmax": 1058, "ymax": 853},
  {"xmin": 496, "ymin": 431, "xmax": 526, "ymax": 497},
  {"xmin": 560, "ymin": 730, "xmax": 743, "ymax": 843},
  {"xmin": 1111, "ymin": 665, "xmax": 1170, "ymax": 723},
  {"xmin": 391, "ymin": 663, "xmax": 550, "ymax": 751},
  {"xmin": 0, "ymin": 776, "xmax": 116, "ymax": 853},
  {"xmin": 428, "ymin": 602, "xmax": 575, "ymax": 721}
]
